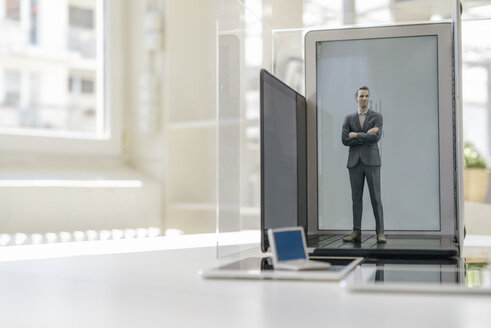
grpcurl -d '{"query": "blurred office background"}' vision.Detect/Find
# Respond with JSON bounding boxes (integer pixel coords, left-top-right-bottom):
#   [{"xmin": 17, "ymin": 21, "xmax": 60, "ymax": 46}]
[{"xmin": 0, "ymin": 0, "xmax": 490, "ymax": 246}]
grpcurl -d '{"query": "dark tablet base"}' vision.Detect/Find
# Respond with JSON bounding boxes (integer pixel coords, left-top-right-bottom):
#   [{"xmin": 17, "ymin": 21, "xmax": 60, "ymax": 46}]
[{"xmin": 307, "ymin": 234, "xmax": 458, "ymax": 258}]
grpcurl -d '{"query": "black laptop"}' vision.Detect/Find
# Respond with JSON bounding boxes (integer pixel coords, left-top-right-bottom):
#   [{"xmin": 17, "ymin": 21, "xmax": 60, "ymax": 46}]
[{"xmin": 260, "ymin": 69, "xmax": 459, "ymax": 258}]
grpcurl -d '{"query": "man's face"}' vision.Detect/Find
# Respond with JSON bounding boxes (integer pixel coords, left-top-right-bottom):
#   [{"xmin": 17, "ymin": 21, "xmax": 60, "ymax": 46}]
[{"xmin": 356, "ymin": 90, "xmax": 370, "ymax": 110}]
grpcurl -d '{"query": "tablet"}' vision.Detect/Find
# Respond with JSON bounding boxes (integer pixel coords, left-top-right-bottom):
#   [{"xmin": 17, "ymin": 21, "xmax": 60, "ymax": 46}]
[
  {"xmin": 199, "ymin": 256, "xmax": 363, "ymax": 281},
  {"xmin": 344, "ymin": 263, "xmax": 491, "ymax": 295}
]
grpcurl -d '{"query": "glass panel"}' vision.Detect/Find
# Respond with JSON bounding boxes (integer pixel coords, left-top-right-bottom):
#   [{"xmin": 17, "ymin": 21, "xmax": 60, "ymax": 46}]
[
  {"xmin": 217, "ymin": 0, "xmax": 273, "ymax": 257},
  {"xmin": 218, "ymin": 0, "xmax": 491, "ymax": 256},
  {"xmin": 462, "ymin": 14, "xmax": 491, "ymax": 205}
]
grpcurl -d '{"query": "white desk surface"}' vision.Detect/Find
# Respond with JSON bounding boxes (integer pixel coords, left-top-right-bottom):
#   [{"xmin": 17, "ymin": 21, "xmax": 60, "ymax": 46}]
[{"xmin": 0, "ymin": 232, "xmax": 490, "ymax": 328}]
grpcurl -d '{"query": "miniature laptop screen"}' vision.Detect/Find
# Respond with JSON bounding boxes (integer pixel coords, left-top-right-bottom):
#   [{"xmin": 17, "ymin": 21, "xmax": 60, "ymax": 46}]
[
  {"xmin": 273, "ymin": 230, "xmax": 307, "ymax": 261},
  {"xmin": 315, "ymin": 35, "xmax": 440, "ymax": 231}
]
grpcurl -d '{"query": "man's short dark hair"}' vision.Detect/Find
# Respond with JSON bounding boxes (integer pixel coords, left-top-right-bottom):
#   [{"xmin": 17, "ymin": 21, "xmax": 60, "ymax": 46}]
[{"xmin": 355, "ymin": 86, "xmax": 370, "ymax": 97}]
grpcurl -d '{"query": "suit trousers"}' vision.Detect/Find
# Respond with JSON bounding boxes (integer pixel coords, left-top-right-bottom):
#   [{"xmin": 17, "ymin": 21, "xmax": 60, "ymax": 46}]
[{"xmin": 348, "ymin": 161, "xmax": 384, "ymax": 234}]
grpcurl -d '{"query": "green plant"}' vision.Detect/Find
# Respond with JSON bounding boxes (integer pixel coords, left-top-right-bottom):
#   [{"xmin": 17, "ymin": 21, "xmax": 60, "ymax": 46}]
[{"xmin": 464, "ymin": 142, "xmax": 487, "ymax": 168}]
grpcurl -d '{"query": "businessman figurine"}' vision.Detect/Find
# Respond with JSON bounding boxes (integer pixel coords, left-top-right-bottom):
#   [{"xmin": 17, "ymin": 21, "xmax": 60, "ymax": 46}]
[{"xmin": 341, "ymin": 86, "xmax": 386, "ymax": 244}]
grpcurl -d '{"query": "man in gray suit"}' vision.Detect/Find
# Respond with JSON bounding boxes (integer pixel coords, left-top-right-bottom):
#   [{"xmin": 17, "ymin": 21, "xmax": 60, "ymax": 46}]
[{"xmin": 341, "ymin": 86, "xmax": 386, "ymax": 243}]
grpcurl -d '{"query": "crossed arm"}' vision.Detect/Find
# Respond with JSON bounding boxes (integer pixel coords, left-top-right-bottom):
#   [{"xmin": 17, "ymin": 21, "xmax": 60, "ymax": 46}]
[
  {"xmin": 341, "ymin": 115, "xmax": 383, "ymax": 146},
  {"xmin": 349, "ymin": 127, "xmax": 379, "ymax": 138}
]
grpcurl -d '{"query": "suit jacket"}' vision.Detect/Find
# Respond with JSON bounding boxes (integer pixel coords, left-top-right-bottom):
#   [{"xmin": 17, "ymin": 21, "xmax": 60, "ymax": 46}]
[{"xmin": 341, "ymin": 109, "xmax": 383, "ymax": 168}]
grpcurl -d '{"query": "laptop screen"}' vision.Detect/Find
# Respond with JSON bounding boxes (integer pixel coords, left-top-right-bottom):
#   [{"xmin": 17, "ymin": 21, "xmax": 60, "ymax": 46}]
[
  {"xmin": 260, "ymin": 69, "xmax": 307, "ymax": 252},
  {"xmin": 273, "ymin": 230, "xmax": 307, "ymax": 261}
]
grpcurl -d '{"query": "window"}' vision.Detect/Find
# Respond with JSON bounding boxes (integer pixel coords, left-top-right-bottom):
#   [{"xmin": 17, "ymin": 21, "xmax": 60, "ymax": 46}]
[
  {"xmin": 3, "ymin": 70, "xmax": 20, "ymax": 106},
  {"xmin": 30, "ymin": 0, "xmax": 38, "ymax": 44},
  {"xmin": 68, "ymin": 5, "xmax": 97, "ymax": 58},
  {"xmin": 0, "ymin": 0, "xmax": 123, "ymax": 156},
  {"xmin": 81, "ymin": 79, "xmax": 94, "ymax": 94},
  {"xmin": 69, "ymin": 6, "xmax": 94, "ymax": 29},
  {"xmin": 0, "ymin": 0, "xmax": 107, "ymax": 140},
  {"xmin": 5, "ymin": 0, "xmax": 20, "ymax": 21},
  {"xmin": 68, "ymin": 74, "xmax": 95, "ymax": 95}
]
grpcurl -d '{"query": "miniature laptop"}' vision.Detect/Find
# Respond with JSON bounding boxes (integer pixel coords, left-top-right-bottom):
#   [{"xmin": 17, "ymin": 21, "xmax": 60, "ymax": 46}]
[{"xmin": 268, "ymin": 227, "xmax": 331, "ymax": 271}]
